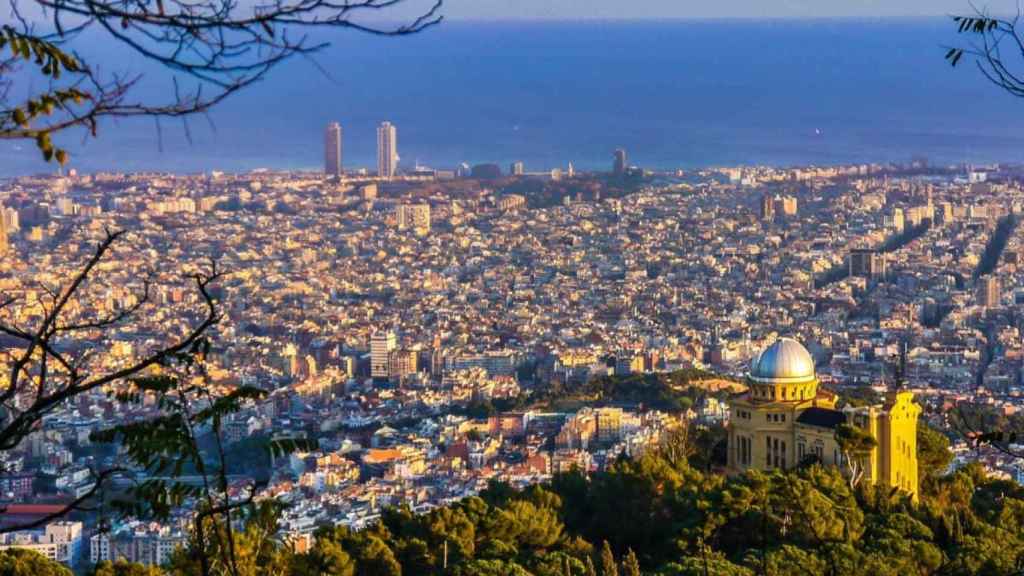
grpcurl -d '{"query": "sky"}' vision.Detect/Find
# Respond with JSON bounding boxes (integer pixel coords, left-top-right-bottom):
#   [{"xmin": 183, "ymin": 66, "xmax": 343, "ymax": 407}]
[{"xmin": 436, "ymin": 0, "xmax": 986, "ymax": 20}]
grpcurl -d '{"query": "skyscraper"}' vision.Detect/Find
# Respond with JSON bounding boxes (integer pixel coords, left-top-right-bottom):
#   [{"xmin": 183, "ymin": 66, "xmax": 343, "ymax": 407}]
[
  {"xmin": 324, "ymin": 122, "xmax": 342, "ymax": 176},
  {"xmin": 613, "ymin": 148, "xmax": 627, "ymax": 175},
  {"xmin": 0, "ymin": 202, "xmax": 7, "ymax": 257},
  {"xmin": 377, "ymin": 122, "xmax": 398, "ymax": 179}
]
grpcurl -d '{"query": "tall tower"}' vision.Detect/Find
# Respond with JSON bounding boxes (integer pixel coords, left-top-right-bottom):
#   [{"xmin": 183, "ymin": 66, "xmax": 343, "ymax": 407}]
[
  {"xmin": 0, "ymin": 202, "xmax": 8, "ymax": 257},
  {"xmin": 377, "ymin": 121, "xmax": 398, "ymax": 180},
  {"xmin": 324, "ymin": 122, "xmax": 342, "ymax": 176},
  {"xmin": 613, "ymin": 148, "xmax": 627, "ymax": 175}
]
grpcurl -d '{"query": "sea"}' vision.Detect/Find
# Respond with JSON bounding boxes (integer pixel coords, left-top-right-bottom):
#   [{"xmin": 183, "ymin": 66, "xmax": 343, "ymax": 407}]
[{"xmin": 4, "ymin": 18, "xmax": 1024, "ymax": 176}]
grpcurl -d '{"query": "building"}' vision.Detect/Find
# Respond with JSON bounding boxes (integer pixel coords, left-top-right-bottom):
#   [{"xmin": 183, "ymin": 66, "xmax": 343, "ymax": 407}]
[
  {"xmin": 727, "ymin": 338, "xmax": 920, "ymax": 499},
  {"xmin": 324, "ymin": 122, "xmax": 343, "ymax": 176},
  {"xmin": 848, "ymin": 249, "xmax": 887, "ymax": 280},
  {"xmin": 595, "ymin": 407, "xmax": 624, "ymax": 444},
  {"xmin": 90, "ymin": 523, "xmax": 185, "ymax": 567},
  {"xmin": 396, "ymin": 204, "xmax": 431, "ymax": 232},
  {"xmin": 451, "ymin": 350, "xmax": 519, "ymax": 377},
  {"xmin": 371, "ymin": 330, "xmax": 397, "ymax": 380},
  {"xmin": 977, "ymin": 276, "xmax": 1001, "ymax": 309},
  {"xmin": 613, "ymin": 148, "xmax": 627, "ymax": 175},
  {"xmin": 0, "ymin": 521, "xmax": 83, "ymax": 568},
  {"xmin": 377, "ymin": 121, "xmax": 398, "ymax": 179},
  {"xmin": 510, "ymin": 161, "xmax": 525, "ymax": 176},
  {"xmin": 774, "ymin": 195, "xmax": 798, "ymax": 217},
  {"xmin": 759, "ymin": 194, "xmax": 775, "ymax": 221},
  {"xmin": 0, "ymin": 202, "xmax": 7, "ymax": 256},
  {"xmin": 388, "ymin": 348, "xmax": 420, "ymax": 380}
]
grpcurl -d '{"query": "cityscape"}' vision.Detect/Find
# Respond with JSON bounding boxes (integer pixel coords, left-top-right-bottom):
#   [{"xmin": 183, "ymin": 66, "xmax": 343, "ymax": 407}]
[
  {"xmin": 5, "ymin": 0, "xmax": 1024, "ymax": 571},
  {"xmin": 1, "ymin": 116, "xmax": 1023, "ymax": 571}
]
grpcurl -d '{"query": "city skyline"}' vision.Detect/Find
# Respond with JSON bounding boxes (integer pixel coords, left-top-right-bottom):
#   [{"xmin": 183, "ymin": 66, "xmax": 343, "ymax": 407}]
[{"xmin": 2, "ymin": 0, "xmax": 1024, "ymax": 571}]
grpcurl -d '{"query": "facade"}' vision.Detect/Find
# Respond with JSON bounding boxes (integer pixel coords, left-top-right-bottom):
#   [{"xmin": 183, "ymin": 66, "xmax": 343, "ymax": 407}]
[
  {"xmin": 324, "ymin": 122, "xmax": 343, "ymax": 176},
  {"xmin": 396, "ymin": 204, "xmax": 431, "ymax": 232},
  {"xmin": 377, "ymin": 121, "xmax": 398, "ymax": 179},
  {"xmin": 977, "ymin": 276, "xmax": 1000, "ymax": 308},
  {"xmin": 727, "ymin": 338, "xmax": 921, "ymax": 499},
  {"xmin": 0, "ymin": 521, "xmax": 83, "ymax": 568},
  {"xmin": 849, "ymin": 249, "xmax": 887, "ymax": 280},
  {"xmin": 90, "ymin": 524, "xmax": 184, "ymax": 567},
  {"xmin": 371, "ymin": 330, "xmax": 397, "ymax": 380}
]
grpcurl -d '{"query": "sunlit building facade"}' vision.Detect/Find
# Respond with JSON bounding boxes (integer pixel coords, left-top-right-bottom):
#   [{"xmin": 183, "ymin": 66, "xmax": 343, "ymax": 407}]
[{"xmin": 727, "ymin": 338, "xmax": 920, "ymax": 499}]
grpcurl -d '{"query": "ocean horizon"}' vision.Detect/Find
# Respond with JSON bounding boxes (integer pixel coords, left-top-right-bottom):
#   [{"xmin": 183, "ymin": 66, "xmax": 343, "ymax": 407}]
[{"xmin": 5, "ymin": 18, "xmax": 1024, "ymax": 176}]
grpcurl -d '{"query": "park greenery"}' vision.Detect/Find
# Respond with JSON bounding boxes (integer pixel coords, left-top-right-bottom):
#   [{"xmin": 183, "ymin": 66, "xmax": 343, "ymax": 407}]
[{"xmin": 4, "ymin": 415, "xmax": 1019, "ymax": 576}]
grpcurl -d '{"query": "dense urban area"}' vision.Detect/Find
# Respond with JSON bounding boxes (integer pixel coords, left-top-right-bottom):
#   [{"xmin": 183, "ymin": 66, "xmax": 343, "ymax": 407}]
[{"xmin": 1, "ymin": 145, "xmax": 1023, "ymax": 574}]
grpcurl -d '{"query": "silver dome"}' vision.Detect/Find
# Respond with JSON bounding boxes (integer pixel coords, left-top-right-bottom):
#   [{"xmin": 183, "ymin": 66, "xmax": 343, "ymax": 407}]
[{"xmin": 750, "ymin": 338, "xmax": 816, "ymax": 383}]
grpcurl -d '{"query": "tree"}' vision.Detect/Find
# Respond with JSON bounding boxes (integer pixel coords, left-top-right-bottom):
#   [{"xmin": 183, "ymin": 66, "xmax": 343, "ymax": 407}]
[
  {"xmin": 621, "ymin": 549, "xmax": 641, "ymax": 576},
  {"xmin": 599, "ymin": 541, "xmax": 618, "ymax": 576},
  {"xmin": 945, "ymin": 7, "xmax": 1024, "ymax": 98},
  {"xmin": 91, "ymin": 560, "xmax": 164, "ymax": 576},
  {"xmin": 0, "ymin": 0, "xmax": 442, "ymax": 164},
  {"xmin": 0, "ymin": 549, "xmax": 71, "ymax": 576},
  {"xmin": 917, "ymin": 423, "xmax": 953, "ymax": 492},
  {"xmin": 0, "ymin": 229, "xmax": 221, "ymax": 532},
  {"xmin": 834, "ymin": 423, "xmax": 877, "ymax": 490}
]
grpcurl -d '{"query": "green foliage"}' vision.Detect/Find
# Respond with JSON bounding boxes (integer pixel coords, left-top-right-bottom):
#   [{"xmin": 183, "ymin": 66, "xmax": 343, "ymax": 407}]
[
  {"xmin": 540, "ymin": 369, "xmax": 723, "ymax": 412},
  {"xmin": 91, "ymin": 560, "xmax": 164, "ymax": 576},
  {"xmin": 0, "ymin": 549, "xmax": 71, "ymax": 576},
  {"xmin": 620, "ymin": 549, "xmax": 640, "ymax": 576},
  {"xmin": 1, "ymin": 26, "xmax": 88, "ymax": 163},
  {"xmin": 599, "ymin": 540, "xmax": 617, "ymax": 576},
  {"xmin": 917, "ymin": 422, "xmax": 953, "ymax": 492},
  {"xmin": 147, "ymin": 441, "xmax": 1024, "ymax": 576}
]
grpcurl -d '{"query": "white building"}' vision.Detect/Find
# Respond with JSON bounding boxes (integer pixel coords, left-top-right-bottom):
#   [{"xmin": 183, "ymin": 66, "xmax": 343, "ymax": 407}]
[
  {"xmin": 371, "ymin": 330, "xmax": 397, "ymax": 380},
  {"xmin": 90, "ymin": 522, "xmax": 184, "ymax": 567},
  {"xmin": 0, "ymin": 521, "xmax": 83, "ymax": 568},
  {"xmin": 396, "ymin": 204, "xmax": 430, "ymax": 232}
]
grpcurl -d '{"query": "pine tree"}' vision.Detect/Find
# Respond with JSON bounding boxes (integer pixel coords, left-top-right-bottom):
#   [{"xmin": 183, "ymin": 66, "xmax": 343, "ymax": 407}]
[
  {"xmin": 600, "ymin": 541, "xmax": 618, "ymax": 576},
  {"xmin": 621, "ymin": 548, "xmax": 640, "ymax": 576}
]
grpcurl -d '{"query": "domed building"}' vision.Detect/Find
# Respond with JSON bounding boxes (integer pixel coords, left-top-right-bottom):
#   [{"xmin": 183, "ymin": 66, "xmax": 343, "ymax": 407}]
[{"xmin": 728, "ymin": 337, "xmax": 921, "ymax": 499}]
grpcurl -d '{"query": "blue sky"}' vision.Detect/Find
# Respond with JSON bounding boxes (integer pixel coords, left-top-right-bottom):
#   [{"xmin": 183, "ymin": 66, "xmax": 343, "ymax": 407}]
[{"xmin": 437, "ymin": 0, "xmax": 984, "ymax": 19}]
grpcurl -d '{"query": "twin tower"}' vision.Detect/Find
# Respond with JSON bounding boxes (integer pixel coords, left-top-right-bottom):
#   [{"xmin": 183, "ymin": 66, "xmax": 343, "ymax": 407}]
[{"xmin": 324, "ymin": 121, "xmax": 398, "ymax": 179}]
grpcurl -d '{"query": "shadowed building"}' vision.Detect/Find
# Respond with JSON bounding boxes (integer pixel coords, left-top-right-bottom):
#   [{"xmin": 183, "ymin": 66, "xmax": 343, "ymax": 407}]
[
  {"xmin": 613, "ymin": 148, "xmax": 627, "ymax": 175},
  {"xmin": 727, "ymin": 338, "xmax": 920, "ymax": 499}
]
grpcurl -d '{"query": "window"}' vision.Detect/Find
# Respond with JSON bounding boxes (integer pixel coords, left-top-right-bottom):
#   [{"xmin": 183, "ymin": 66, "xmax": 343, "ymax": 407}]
[{"xmin": 798, "ymin": 443, "xmax": 805, "ymax": 459}]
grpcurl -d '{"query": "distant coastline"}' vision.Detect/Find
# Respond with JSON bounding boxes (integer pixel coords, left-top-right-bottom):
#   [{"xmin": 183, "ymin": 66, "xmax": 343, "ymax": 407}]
[{"xmin": 5, "ymin": 18, "xmax": 1024, "ymax": 176}]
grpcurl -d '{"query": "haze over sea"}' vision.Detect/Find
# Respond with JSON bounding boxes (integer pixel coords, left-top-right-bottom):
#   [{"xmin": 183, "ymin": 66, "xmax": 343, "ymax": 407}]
[{"xmin": 5, "ymin": 18, "xmax": 1024, "ymax": 176}]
